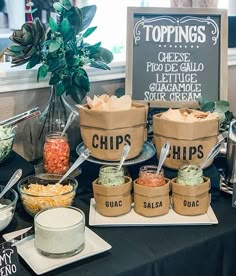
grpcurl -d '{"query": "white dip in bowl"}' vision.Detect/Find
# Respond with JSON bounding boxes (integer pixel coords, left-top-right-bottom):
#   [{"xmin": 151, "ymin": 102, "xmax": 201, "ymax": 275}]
[{"xmin": 34, "ymin": 207, "xmax": 85, "ymax": 258}]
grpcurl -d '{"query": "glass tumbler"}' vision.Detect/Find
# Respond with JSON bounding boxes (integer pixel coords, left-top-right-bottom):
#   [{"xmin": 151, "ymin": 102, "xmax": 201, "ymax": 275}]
[{"xmin": 34, "ymin": 207, "xmax": 85, "ymax": 258}]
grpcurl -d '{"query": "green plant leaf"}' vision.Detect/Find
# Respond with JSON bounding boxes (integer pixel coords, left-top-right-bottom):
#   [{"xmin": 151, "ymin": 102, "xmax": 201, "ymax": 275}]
[
  {"xmin": 74, "ymin": 72, "xmax": 90, "ymax": 92},
  {"xmin": 61, "ymin": 0, "xmax": 72, "ymax": 10},
  {"xmin": 31, "ymin": 8, "xmax": 38, "ymax": 14},
  {"xmin": 114, "ymin": 88, "xmax": 125, "ymax": 98},
  {"xmin": 11, "ymin": 59, "xmax": 28, "ymax": 67},
  {"xmin": 66, "ymin": 8, "xmax": 82, "ymax": 34},
  {"xmin": 64, "ymin": 29, "xmax": 75, "ymax": 43},
  {"xmin": 4, "ymin": 50, "xmax": 24, "ymax": 57},
  {"xmin": 215, "ymin": 101, "xmax": 230, "ymax": 113},
  {"xmin": 71, "ymin": 57, "xmax": 80, "ymax": 66},
  {"xmin": 60, "ymin": 18, "xmax": 71, "ymax": 37},
  {"xmin": 69, "ymin": 84, "xmax": 87, "ymax": 103},
  {"xmin": 26, "ymin": 55, "xmax": 41, "ymax": 69},
  {"xmin": 34, "ymin": 18, "xmax": 45, "ymax": 39},
  {"xmin": 80, "ymin": 5, "xmax": 97, "ymax": 31},
  {"xmin": 8, "ymin": 45, "xmax": 24, "ymax": 52},
  {"xmin": 49, "ymin": 17, "xmax": 58, "ymax": 32},
  {"xmin": 49, "ymin": 41, "xmax": 60, "ymax": 52},
  {"xmin": 201, "ymin": 101, "xmax": 215, "ymax": 112},
  {"xmin": 24, "ymin": 45, "xmax": 37, "ymax": 58},
  {"xmin": 86, "ymin": 42, "xmax": 101, "ymax": 55},
  {"xmin": 60, "ymin": 18, "xmax": 75, "ymax": 42},
  {"xmin": 56, "ymin": 81, "xmax": 65, "ymax": 96},
  {"xmin": 225, "ymin": 110, "xmax": 234, "ymax": 122},
  {"xmin": 90, "ymin": 61, "xmax": 110, "ymax": 70},
  {"xmin": 83, "ymin": 26, "xmax": 97, "ymax": 38},
  {"xmin": 49, "ymin": 74, "xmax": 61, "ymax": 85},
  {"xmin": 56, "ymin": 83, "xmax": 65, "ymax": 96},
  {"xmin": 47, "ymin": 58, "xmax": 65, "ymax": 72},
  {"xmin": 89, "ymin": 47, "xmax": 113, "ymax": 64},
  {"xmin": 22, "ymin": 32, "xmax": 33, "ymax": 45},
  {"xmin": 217, "ymin": 111, "xmax": 226, "ymax": 124},
  {"xmin": 53, "ymin": 2, "xmax": 64, "ymax": 12},
  {"xmin": 37, "ymin": 64, "xmax": 48, "ymax": 81},
  {"xmin": 198, "ymin": 96, "xmax": 209, "ymax": 109}
]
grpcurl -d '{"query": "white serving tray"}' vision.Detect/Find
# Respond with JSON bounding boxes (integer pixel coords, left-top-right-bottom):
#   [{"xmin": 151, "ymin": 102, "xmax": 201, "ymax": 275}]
[
  {"xmin": 89, "ymin": 198, "xmax": 218, "ymax": 227},
  {"xmin": 3, "ymin": 226, "xmax": 111, "ymax": 275}
]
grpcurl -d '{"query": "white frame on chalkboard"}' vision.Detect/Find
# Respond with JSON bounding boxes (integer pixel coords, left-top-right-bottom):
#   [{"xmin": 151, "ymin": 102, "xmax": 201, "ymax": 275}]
[{"xmin": 125, "ymin": 7, "xmax": 228, "ymax": 108}]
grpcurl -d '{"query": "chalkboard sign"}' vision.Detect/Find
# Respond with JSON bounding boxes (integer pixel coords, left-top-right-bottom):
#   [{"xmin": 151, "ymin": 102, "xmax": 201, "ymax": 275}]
[
  {"xmin": 0, "ymin": 242, "xmax": 21, "ymax": 275},
  {"xmin": 126, "ymin": 8, "xmax": 228, "ymax": 107}
]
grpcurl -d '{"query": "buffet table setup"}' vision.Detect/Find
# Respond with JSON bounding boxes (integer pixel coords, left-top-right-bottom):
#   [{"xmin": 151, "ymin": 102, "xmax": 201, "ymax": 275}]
[
  {"xmin": 1, "ymin": 2, "xmax": 235, "ymax": 276},
  {"xmin": 1, "ymin": 152, "xmax": 236, "ymax": 276}
]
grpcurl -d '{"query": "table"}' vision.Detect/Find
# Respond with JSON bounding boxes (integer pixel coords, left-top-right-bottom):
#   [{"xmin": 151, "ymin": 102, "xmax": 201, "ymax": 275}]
[
  {"xmin": 1, "ymin": 156, "xmax": 236, "ymax": 276},
  {"xmin": 0, "ymin": 151, "xmax": 35, "ymax": 185}
]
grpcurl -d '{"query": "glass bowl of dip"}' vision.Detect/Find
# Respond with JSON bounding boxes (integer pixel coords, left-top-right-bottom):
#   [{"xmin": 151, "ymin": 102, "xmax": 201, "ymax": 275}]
[
  {"xmin": 34, "ymin": 207, "xmax": 85, "ymax": 258},
  {"xmin": 17, "ymin": 173, "xmax": 78, "ymax": 216},
  {"xmin": 0, "ymin": 126, "xmax": 15, "ymax": 164},
  {"xmin": 0, "ymin": 185, "xmax": 18, "ymax": 232}
]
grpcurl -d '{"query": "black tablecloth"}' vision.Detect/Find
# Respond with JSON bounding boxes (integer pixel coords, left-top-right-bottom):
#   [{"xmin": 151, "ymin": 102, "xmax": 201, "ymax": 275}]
[
  {"xmin": 1, "ymin": 155, "xmax": 236, "ymax": 276},
  {"xmin": 0, "ymin": 151, "xmax": 35, "ymax": 185}
]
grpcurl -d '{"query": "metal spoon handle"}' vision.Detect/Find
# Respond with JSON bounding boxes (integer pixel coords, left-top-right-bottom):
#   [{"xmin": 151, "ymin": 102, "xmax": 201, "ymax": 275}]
[
  {"xmin": 0, "ymin": 169, "xmax": 22, "ymax": 199},
  {"xmin": 156, "ymin": 142, "xmax": 170, "ymax": 175},
  {"xmin": 58, "ymin": 148, "xmax": 91, "ymax": 184},
  {"xmin": 200, "ymin": 142, "xmax": 223, "ymax": 169},
  {"xmin": 117, "ymin": 144, "xmax": 131, "ymax": 171},
  {"xmin": 0, "ymin": 108, "xmax": 41, "ymax": 128},
  {"xmin": 61, "ymin": 111, "xmax": 78, "ymax": 137}
]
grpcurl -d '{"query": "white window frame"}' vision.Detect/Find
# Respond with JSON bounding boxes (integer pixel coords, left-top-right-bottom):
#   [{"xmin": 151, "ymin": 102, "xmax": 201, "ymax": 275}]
[{"xmin": 1, "ymin": 0, "xmax": 236, "ymax": 93}]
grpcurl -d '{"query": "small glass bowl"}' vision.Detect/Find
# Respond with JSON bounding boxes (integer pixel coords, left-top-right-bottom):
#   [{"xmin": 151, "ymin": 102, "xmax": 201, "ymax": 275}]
[
  {"xmin": 0, "ymin": 130, "xmax": 15, "ymax": 164},
  {"xmin": 17, "ymin": 174, "xmax": 78, "ymax": 216},
  {"xmin": 0, "ymin": 185, "xmax": 18, "ymax": 232},
  {"xmin": 34, "ymin": 207, "xmax": 85, "ymax": 258}
]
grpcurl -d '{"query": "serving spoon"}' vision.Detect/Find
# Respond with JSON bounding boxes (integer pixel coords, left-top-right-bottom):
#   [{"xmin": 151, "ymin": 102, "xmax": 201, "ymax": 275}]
[
  {"xmin": 61, "ymin": 110, "xmax": 78, "ymax": 137},
  {"xmin": 117, "ymin": 144, "xmax": 131, "ymax": 171},
  {"xmin": 156, "ymin": 142, "xmax": 170, "ymax": 175},
  {"xmin": 58, "ymin": 148, "xmax": 91, "ymax": 184},
  {"xmin": 0, "ymin": 169, "xmax": 22, "ymax": 200},
  {"xmin": 200, "ymin": 141, "xmax": 224, "ymax": 169},
  {"xmin": 0, "ymin": 108, "xmax": 41, "ymax": 128}
]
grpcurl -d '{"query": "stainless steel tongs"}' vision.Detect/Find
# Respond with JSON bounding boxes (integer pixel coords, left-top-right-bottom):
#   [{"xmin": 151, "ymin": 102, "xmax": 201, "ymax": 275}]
[{"xmin": 0, "ymin": 107, "xmax": 41, "ymax": 128}]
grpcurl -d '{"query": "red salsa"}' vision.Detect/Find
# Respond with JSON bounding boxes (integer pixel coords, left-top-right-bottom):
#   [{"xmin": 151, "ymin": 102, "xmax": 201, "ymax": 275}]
[{"xmin": 43, "ymin": 132, "xmax": 70, "ymax": 174}]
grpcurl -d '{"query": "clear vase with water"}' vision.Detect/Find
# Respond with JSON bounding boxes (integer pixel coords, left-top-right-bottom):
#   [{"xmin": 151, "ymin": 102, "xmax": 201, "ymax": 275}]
[{"xmin": 23, "ymin": 86, "xmax": 81, "ymax": 162}]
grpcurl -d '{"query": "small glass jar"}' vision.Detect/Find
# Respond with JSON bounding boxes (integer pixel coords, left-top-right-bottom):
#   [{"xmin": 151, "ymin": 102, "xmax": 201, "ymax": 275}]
[
  {"xmin": 98, "ymin": 165, "xmax": 125, "ymax": 186},
  {"xmin": 176, "ymin": 164, "xmax": 204, "ymax": 186},
  {"xmin": 34, "ymin": 207, "xmax": 85, "ymax": 258},
  {"xmin": 43, "ymin": 131, "xmax": 70, "ymax": 175},
  {"xmin": 137, "ymin": 165, "xmax": 166, "ymax": 187}
]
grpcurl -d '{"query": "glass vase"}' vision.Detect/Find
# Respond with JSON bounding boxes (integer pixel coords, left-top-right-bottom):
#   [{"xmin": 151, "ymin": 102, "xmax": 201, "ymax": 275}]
[{"xmin": 23, "ymin": 86, "xmax": 81, "ymax": 162}]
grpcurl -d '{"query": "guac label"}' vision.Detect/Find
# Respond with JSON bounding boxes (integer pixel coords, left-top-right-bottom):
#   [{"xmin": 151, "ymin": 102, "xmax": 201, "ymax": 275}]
[
  {"xmin": 183, "ymin": 200, "xmax": 200, "ymax": 207},
  {"xmin": 105, "ymin": 200, "xmax": 123, "ymax": 208}
]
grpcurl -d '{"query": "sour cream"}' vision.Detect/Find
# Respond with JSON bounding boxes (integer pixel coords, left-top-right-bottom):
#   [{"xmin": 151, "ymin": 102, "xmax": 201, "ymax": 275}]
[
  {"xmin": 34, "ymin": 207, "xmax": 85, "ymax": 258},
  {"xmin": 0, "ymin": 203, "xmax": 13, "ymax": 232}
]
